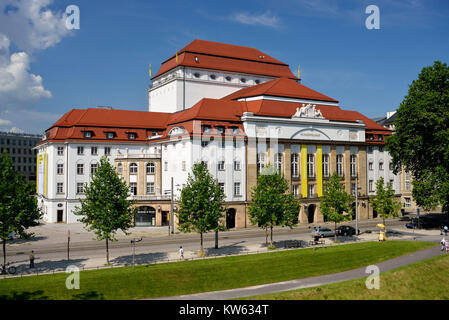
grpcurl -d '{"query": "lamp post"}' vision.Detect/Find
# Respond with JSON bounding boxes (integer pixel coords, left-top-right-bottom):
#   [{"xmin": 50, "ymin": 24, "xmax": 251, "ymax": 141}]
[
  {"xmin": 130, "ymin": 238, "xmax": 142, "ymax": 269},
  {"xmin": 355, "ymin": 175, "xmax": 359, "ymax": 236},
  {"xmin": 170, "ymin": 177, "xmax": 174, "ymax": 234}
]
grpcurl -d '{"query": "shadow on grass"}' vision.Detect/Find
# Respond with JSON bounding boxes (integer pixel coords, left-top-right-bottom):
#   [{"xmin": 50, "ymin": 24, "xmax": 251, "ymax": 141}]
[
  {"xmin": 71, "ymin": 290, "xmax": 105, "ymax": 300},
  {"xmin": 111, "ymin": 252, "xmax": 168, "ymax": 266},
  {"xmin": 261, "ymin": 239, "xmax": 308, "ymax": 249},
  {"xmin": 0, "ymin": 290, "xmax": 49, "ymax": 300}
]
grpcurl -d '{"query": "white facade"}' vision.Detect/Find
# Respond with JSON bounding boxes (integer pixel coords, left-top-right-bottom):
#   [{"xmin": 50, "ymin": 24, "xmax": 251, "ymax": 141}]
[
  {"xmin": 149, "ymin": 66, "xmax": 274, "ymax": 113},
  {"xmin": 366, "ymin": 145, "xmax": 400, "ymax": 195}
]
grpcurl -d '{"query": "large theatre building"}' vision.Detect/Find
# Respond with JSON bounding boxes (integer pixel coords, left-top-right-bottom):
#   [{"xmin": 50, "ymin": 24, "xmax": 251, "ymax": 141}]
[{"xmin": 36, "ymin": 39, "xmax": 396, "ymax": 226}]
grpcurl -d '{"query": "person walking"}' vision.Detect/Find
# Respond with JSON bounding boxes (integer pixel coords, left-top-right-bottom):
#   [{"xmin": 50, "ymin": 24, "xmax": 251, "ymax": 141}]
[
  {"xmin": 444, "ymin": 225, "xmax": 448, "ymax": 237},
  {"xmin": 29, "ymin": 250, "xmax": 35, "ymax": 268},
  {"xmin": 441, "ymin": 238, "xmax": 446, "ymax": 252},
  {"xmin": 179, "ymin": 246, "xmax": 184, "ymax": 260}
]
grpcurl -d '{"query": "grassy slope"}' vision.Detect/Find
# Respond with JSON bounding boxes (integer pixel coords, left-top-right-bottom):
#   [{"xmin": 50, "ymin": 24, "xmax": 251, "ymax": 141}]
[
  {"xmin": 245, "ymin": 251, "xmax": 449, "ymax": 300},
  {"xmin": 0, "ymin": 241, "xmax": 435, "ymax": 300}
]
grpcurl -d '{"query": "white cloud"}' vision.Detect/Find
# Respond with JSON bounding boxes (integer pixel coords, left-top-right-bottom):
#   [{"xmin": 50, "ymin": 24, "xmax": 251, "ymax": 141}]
[
  {"xmin": 0, "ymin": 118, "xmax": 12, "ymax": 126},
  {"xmin": 0, "ymin": 0, "xmax": 74, "ymax": 116},
  {"xmin": 8, "ymin": 126, "xmax": 24, "ymax": 134},
  {"xmin": 0, "ymin": 0, "xmax": 71, "ymax": 52},
  {"xmin": 230, "ymin": 11, "xmax": 280, "ymax": 28}
]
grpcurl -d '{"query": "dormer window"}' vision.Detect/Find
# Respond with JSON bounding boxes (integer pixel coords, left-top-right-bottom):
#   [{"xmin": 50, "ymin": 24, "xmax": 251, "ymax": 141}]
[
  {"xmin": 255, "ymin": 79, "xmax": 260, "ymax": 84},
  {"xmin": 210, "ymin": 74, "xmax": 216, "ymax": 80},
  {"xmin": 216, "ymin": 126, "xmax": 225, "ymax": 134},
  {"xmin": 83, "ymin": 131, "xmax": 93, "ymax": 138},
  {"xmin": 127, "ymin": 132, "xmax": 137, "ymax": 140},
  {"xmin": 194, "ymin": 72, "xmax": 200, "ymax": 78},
  {"xmin": 225, "ymin": 76, "xmax": 231, "ymax": 82},
  {"xmin": 152, "ymin": 131, "xmax": 158, "ymax": 136},
  {"xmin": 105, "ymin": 132, "xmax": 115, "ymax": 139},
  {"xmin": 240, "ymin": 78, "xmax": 246, "ymax": 83}
]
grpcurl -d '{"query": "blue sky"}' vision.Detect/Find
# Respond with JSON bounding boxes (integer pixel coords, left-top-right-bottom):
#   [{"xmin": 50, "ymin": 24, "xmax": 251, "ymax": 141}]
[{"xmin": 0, "ymin": 0, "xmax": 448, "ymax": 134}]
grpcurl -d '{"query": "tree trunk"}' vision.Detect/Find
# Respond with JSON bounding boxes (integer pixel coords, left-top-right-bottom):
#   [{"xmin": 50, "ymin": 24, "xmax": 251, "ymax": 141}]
[
  {"xmin": 200, "ymin": 232, "xmax": 203, "ymax": 254},
  {"xmin": 270, "ymin": 224, "xmax": 273, "ymax": 246},
  {"xmin": 2, "ymin": 239, "xmax": 6, "ymax": 274},
  {"xmin": 215, "ymin": 230, "xmax": 218, "ymax": 249},
  {"xmin": 265, "ymin": 226, "xmax": 268, "ymax": 245},
  {"xmin": 106, "ymin": 238, "xmax": 109, "ymax": 265}
]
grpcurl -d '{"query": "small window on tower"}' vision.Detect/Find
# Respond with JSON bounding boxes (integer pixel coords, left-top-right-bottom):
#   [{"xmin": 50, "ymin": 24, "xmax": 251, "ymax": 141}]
[
  {"xmin": 225, "ymin": 76, "xmax": 231, "ymax": 82},
  {"xmin": 194, "ymin": 72, "xmax": 200, "ymax": 78},
  {"xmin": 240, "ymin": 78, "xmax": 246, "ymax": 83},
  {"xmin": 255, "ymin": 79, "xmax": 260, "ymax": 84},
  {"xmin": 210, "ymin": 74, "xmax": 216, "ymax": 80}
]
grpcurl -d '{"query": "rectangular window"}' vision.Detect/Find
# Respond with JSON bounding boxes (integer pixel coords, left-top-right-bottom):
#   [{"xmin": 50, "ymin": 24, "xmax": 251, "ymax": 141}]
[
  {"xmin": 369, "ymin": 162, "xmax": 373, "ymax": 171},
  {"xmin": 336, "ymin": 154, "xmax": 344, "ymax": 177},
  {"xmin": 219, "ymin": 183, "xmax": 225, "ymax": 193},
  {"xmin": 234, "ymin": 161, "xmax": 241, "ymax": 171},
  {"xmin": 77, "ymin": 163, "xmax": 84, "ymax": 175},
  {"xmin": 77, "ymin": 146, "xmax": 84, "ymax": 155},
  {"xmin": 182, "ymin": 161, "xmax": 186, "ymax": 171},
  {"xmin": 146, "ymin": 182, "xmax": 154, "ymax": 194},
  {"xmin": 369, "ymin": 180, "xmax": 374, "ymax": 192},
  {"xmin": 234, "ymin": 182, "xmax": 241, "ymax": 196},
  {"xmin": 257, "ymin": 153, "xmax": 265, "ymax": 174},
  {"xmin": 308, "ymin": 184, "xmax": 314, "ymax": 198},
  {"xmin": 275, "ymin": 153, "xmax": 283, "ymax": 173},
  {"xmin": 57, "ymin": 183, "xmax": 64, "ymax": 194},
  {"xmin": 91, "ymin": 147, "xmax": 98, "ymax": 155},
  {"xmin": 57, "ymin": 147, "xmax": 64, "ymax": 156},
  {"xmin": 389, "ymin": 162, "xmax": 394, "ymax": 171},
  {"xmin": 104, "ymin": 147, "xmax": 111, "ymax": 155},
  {"xmin": 307, "ymin": 154, "xmax": 315, "ymax": 178},
  {"xmin": 405, "ymin": 172, "xmax": 411, "ymax": 191},
  {"xmin": 389, "ymin": 179, "xmax": 394, "ymax": 187},
  {"xmin": 351, "ymin": 183, "xmax": 356, "ymax": 196},
  {"xmin": 76, "ymin": 183, "xmax": 84, "ymax": 194},
  {"xmin": 292, "ymin": 185, "xmax": 298, "ymax": 197},
  {"xmin": 91, "ymin": 163, "xmax": 98, "ymax": 175},
  {"xmin": 350, "ymin": 155, "xmax": 357, "ymax": 177},
  {"xmin": 164, "ymin": 161, "xmax": 168, "ymax": 171},
  {"xmin": 57, "ymin": 163, "xmax": 64, "ymax": 175},
  {"xmin": 379, "ymin": 161, "xmax": 384, "ymax": 171},
  {"xmin": 218, "ymin": 161, "xmax": 225, "ymax": 171},
  {"xmin": 405, "ymin": 197, "xmax": 411, "ymax": 207},
  {"xmin": 322, "ymin": 154, "xmax": 329, "ymax": 178},
  {"xmin": 291, "ymin": 153, "xmax": 299, "ymax": 178}
]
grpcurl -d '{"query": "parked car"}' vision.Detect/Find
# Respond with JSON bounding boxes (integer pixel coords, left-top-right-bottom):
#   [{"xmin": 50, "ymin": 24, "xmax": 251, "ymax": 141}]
[
  {"xmin": 311, "ymin": 227, "xmax": 335, "ymax": 238},
  {"xmin": 336, "ymin": 225, "xmax": 360, "ymax": 236}
]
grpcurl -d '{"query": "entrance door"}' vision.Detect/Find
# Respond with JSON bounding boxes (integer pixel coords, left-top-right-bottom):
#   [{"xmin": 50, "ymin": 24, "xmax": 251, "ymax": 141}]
[
  {"xmin": 226, "ymin": 209, "xmax": 236, "ymax": 229},
  {"xmin": 307, "ymin": 205, "xmax": 315, "ymax": 223},
  {"xmin": 57, "ymin": 210, "xmax": 63, "ymax": 223},
  {"xmin": 161, "ymin": 211, "xmax": 169, "ymax": 226}
]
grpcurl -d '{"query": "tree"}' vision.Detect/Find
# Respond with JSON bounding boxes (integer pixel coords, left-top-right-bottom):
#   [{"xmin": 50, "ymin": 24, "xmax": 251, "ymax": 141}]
[
  {"xmin": 320, "ymin": 172, "xmax": 353, "ymax": 241},
  {"xmin": 371, "ymin": 177, "xmax": 402, "ymax": 227},
  {"xmin": 0, "ymin": 151, "xmax": 40, "ymax": 273},
  {"xmin": 74, "ymin": 156, "xmax": 134, "ymax": 264},
  {"xmin": 177, "ymin": 162, "xmax": 226, "ymax": 256},
  {"xmin": 248, "ymin": 165, "xmax": 300, "ymax": 247},
  {"xmin": 386, "ymin": 61, "xmax": 449, "ymax": 214}
]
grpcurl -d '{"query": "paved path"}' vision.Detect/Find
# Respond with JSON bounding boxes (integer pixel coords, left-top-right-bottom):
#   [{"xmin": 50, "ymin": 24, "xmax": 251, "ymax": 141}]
[{"xmin": 152, "ymin": 245, "xmax": 442, "ymax": 300}]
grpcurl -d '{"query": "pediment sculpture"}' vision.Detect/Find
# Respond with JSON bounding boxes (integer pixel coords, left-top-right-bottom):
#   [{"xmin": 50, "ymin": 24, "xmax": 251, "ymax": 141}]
[{"xmin": 292, "ymin": 104, "xmax": 324, "ymax": 119}]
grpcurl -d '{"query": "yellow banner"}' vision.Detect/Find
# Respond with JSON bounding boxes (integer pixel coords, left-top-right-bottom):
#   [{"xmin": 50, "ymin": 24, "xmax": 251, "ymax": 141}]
[
  {"xmin": 301, "ymin": 145, "xmax": 307, "ymax": 197},
  {"xmin": 44, "ymin": 153, "xmax": 48, "ymax": 196},
  {"xmin": 317, "ymin": 145, "xmax": 323, "ymax": 197}
]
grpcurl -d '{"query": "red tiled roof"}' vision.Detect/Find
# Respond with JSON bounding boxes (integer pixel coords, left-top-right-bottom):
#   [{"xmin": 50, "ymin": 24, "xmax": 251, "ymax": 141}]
[
  {"xmin": 152, "ymin": 39, "xmax": 298, "ymax": 80},
  {"xmin": 223, "ymin": 77, "xmax": 338, "ymax": 103}
]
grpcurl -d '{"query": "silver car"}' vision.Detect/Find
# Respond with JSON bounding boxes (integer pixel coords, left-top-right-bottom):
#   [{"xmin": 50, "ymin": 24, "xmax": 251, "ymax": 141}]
[{"xmin": 311, "ymin": 227, "xmax": 335, "ymax": 238}]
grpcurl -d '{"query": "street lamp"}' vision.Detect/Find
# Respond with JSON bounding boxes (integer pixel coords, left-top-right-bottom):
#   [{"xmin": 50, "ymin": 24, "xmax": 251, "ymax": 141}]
[{"xmin": 130, "ymin": 238, "xmax": 143, "ymax": 269}]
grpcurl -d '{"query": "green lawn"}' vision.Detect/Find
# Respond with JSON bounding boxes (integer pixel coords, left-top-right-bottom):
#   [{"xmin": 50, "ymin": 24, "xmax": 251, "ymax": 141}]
[
  {"xmin": 244, "ymin": 250, "xmax": 449, "ymax": 300},
  {"xmin": 0, "ymin": 240, "xmax": 435, "ymax": 300}
]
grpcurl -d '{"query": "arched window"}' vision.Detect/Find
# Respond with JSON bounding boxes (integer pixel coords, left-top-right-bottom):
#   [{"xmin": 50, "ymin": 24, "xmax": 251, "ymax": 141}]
[
  {"xmin": 117, "ymin": 163, "xmax": 123, "ymax": 175},
  {"xmin": 146, "ymin": 162, "xmax": 155, "ymax": 174},
  {"xmin": 129, "ymin": 163, "xmax": 138, "ymax": 174},
  {"xmin": 291, "ymin": 153, "xmax": 299, "ymax": 178}
]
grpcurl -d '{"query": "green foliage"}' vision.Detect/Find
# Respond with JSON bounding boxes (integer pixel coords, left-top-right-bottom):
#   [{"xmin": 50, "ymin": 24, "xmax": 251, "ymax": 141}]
[
  {"xmin": 0, "ymin": 151, "xmax": 40, "ymax": 268},
  {"xmin": 371, "ymin": 177, "xmax": 402, "ymax": 224},
  {"xmin": 320, "ymin": 172, "xmax": 353, "ymax": 225},
  {"xmin": 386, "ymin": 61, "xmax": 449, "ymax": 213},
  {"xmin": 177, "ymin": 162, "xmax": 226, "ymax": 252},
  {"xmin": 74, "ymin": 156, "xmax": 134, "ymax": 262},
  {"xmin": 248, "ymin": 164, "xmax": 300, "ymax": 245}
]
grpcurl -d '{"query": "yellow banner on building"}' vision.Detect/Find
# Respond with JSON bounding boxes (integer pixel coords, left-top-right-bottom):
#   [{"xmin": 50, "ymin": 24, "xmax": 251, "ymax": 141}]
[
  {"xmin": 44, "ymin": 153, "xmax": 48, "ymax": 196},
  {"xmin": 301, "ymin": 145, "xmax": 307, "ymax": 198},
  {"xmin": 317, "ymin": 145, "xmax": 323, "ymax": 197}
]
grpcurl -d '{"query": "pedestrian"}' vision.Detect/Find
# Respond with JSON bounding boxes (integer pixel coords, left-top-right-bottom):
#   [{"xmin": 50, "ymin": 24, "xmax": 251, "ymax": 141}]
[
  {"xmin": 440, "ymin": 225, "xmax": 444, "ymax": 236},
  {"xmin": 444, "ymin": 225, "xmax": 448, "ymax": 236},
  {"xmin": 29, "ymin": 250, "xmax": 35, "ymax": 268},
  {"xmin": 441, "ymin": 238, "xmax": 446, "ymax": 252},
  {"xmin": 179, "ymin": 246, "xmax": 184, "ymax": 260}
]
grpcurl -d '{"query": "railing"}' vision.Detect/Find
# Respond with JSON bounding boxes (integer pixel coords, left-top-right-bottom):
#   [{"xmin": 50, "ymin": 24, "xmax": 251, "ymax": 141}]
[{"xmin": 128, "ymin": 195, "xmax": 171, "ymax": 201}]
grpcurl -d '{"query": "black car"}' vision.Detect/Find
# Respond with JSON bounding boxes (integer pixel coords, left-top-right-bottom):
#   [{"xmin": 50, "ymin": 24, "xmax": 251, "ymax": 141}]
[{"xmin": 336, "ymin": 225, "xmax": 360, "ymax": 236}]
